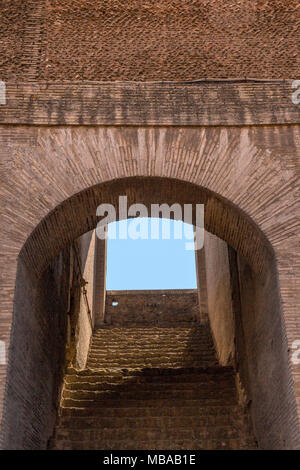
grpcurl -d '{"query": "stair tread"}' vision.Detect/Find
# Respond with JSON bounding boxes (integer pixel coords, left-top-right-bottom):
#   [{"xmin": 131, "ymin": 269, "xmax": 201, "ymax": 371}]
[
  {"xmin": 52, "ymin": 322, "xmax": 255, "ymax": 450},
  {"xmin": 50, "ymin": 437, "xmax": 255, "ymax": 450}
]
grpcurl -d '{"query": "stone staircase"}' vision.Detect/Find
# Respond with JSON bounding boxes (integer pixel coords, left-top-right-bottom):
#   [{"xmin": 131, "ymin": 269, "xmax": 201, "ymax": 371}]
[{"xmin": 49, "ymin": 307, "xmax": 256, "ymax": 450}]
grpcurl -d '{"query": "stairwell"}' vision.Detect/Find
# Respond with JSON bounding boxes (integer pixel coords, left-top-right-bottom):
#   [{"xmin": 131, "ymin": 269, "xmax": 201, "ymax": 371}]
[{"xmin": 50, "ymin": 291, "xmax": 256, "ymax": 450}]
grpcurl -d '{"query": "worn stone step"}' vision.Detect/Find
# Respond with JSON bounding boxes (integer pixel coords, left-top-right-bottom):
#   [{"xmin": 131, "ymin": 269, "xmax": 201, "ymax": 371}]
[
  {"xmin": 89, "ymin": 348, "xmax": 215, "ymax": 355},
  {"xmin": 106, "ymin": 312, "xmax": 197, "ymax": 316},
  {"xmin": 88, "ymin": 353, "xmax": 216, "ymax": 360},
  {"xmin": 90, "ymin": 343, "xmax": 214, "ymax": 351},
  {"xmin": 93, "ymin": 321, "xmax": 210, "ymax": 330},
  {"xmin": 54, "ymin": 425, "xmax": 241, "ymax": 442},
  {"xmin": 87, "ymin": 355, "xmax": 216, "ymax": 365},
  {"xmin": 86, "ymin": 358, "xmax": 216, "ymax": 366},
  {"xmin": 91, "ymin": 336, "xmax": 213, "ymax": 341},
  {"xmin": 90, "ymin": 341, "xmax": 214, "ymax": 353},
  {"xmin": 91, "ymin": 337, "xmax": 213, "ymax": 344},
  {"xmin": 61, "ymin": 396, "xmax": 236, "ymax": 409},
  {"xmin": 58, "ymin": 413, "xmax": 243, "ymax": 429},
  {"xmin": 89, "ymin": 349, "xmax": 215, "ymax": 356},
  {"xmin": 106, "ymin": 322, "xmax": 200, "ymax": 328},
  {"xmin": 91, "ymin": 333, "xmax": 213, "ymax": 341},
  {"xmin": 87, "ymin": 357, "xmax": 216, "ymax": 363},
  {"xmin": 64, "ymin": 377, "xmax": 235, "ymax": 392},
  {"xmin": 60, "ymin": 403, "xmax": 238, "ymax": 418},
  {"xmin": 62, "ymin": 387, "xmax": 235, "ymax": 401},
  {"xmin": 89, "ymin": 346, "xmax": 215, "ymax": 354},
  {"xmin": 92, "ymin": 328, "xmax": 212, "ymax": 334},
  {"xmin": 65, "ymin": 365, "xmax": 232, "ymax": 377},
  {"xmin": 86, "ymin": 360, "xmax": 217, "ymax": 366},
  {"xmin": 86, "ymin": 360, "xmax": 218, "ymax": 369},
  {"xmin": 84, "ymin": 365, "xmax": 218, "ymax": 371},
  {"xmin": 64, "ymin": 367, "xmax": 231, "ymax": 383},
  {"xmin": 50, "ymin": 437, "xmax": 252, "ymax": 450},
  {"xmin": 91, "ymin": 330, "xmax": 213, "ymax": 338}
]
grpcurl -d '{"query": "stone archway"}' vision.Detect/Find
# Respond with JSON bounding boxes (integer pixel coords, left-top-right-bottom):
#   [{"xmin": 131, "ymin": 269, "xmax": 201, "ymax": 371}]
[
  {"xmin": 0, "ymin": 166, "xmax": 299, "ymax": 448},
  {"xmin": 0, "ymin": 84, "xmax": 299, "ymax": 449}
]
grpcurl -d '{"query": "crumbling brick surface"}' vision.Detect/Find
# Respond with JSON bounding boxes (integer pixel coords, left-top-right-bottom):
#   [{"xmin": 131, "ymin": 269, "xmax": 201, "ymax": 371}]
[
  {"xmin": 0, "ymin": 0, "xmax": 299, "ymax": 81},
  {"xmin": 0, "ymin": 0, "xmax": 28, "ymax": 80}
]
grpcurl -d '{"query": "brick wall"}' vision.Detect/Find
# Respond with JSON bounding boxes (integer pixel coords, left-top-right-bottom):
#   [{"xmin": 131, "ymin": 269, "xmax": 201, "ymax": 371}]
[
  {"xmin": 73, "ymin": 231, "xmax": 94, "ymax": 369},
  {"xmin": 94, "ymin": 234, "xmax": 107, "ymax": 326},
  {"xmin": 195, "ymin": 246, "xmax": 208, "ymax": 321},
  {"xmin": 104, "ymin": 290, "xmax": 202, "ymax": 327},
  {"xmin": 0, "ymin": 227, "xmax": 104, "ymax": 448},
  {"xmin": 235, "ymin": 254, "xmax": 298, "ymax": 449},
  {"xmin": 204, "ymin": 233, "xmax": 235, "ymax": 366},
  {"xmin": 73, "ymin": 229, "xmax": 107, "ymax": 366},
  {"xmin": 0, "ymin": 83, "xmax": 299, "ymax": 448},
  {"xmin": 1, "ymin": 1, "xmax": 299, "ymax": 81},
  {"xmin": 0, "ymin": 251, "xmax": 70, "ymax": 449},
  {"xmin": 195, "ymin": 234, "xmax": 300, "ymax": 448}
]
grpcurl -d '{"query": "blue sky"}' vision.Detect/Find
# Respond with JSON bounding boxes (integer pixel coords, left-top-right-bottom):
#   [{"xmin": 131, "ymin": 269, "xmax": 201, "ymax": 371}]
[{"xmin": 106, "ymin": 218, "xmax": 197, "ymax": 290}]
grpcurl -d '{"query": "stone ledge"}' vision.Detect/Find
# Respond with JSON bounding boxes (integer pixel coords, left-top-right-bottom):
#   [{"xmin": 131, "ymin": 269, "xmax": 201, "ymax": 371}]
[
  {"xmin": 106, "ymin": 289, "xmax": 198, "ymax": 295},
  {"xmin": 0, "ymin": 80, "xmax": 299, "ymax": 126}
]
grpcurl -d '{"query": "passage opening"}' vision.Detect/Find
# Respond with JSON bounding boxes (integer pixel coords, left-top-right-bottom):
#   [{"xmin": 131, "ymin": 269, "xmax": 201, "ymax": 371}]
[{"xmin": 106, "ymin": 218, "xmax": 197, "ymax": 290}]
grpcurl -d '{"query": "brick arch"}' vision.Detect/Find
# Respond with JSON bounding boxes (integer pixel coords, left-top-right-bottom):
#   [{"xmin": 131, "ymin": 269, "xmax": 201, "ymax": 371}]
[
  {"xmin": 0, "ymin": 124, "xmax": 299, "ymax": 449},
  {"xmin": 20, "ymin": 176, "xmax": 273, "ymax": 279}
]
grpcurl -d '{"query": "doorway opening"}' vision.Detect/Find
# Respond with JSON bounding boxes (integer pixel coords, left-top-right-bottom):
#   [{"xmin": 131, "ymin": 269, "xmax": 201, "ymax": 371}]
[
  {"xmin": 106, "ymin": 218, "xmax": 197, "ymax": 291},
  {"xmin": 1, "ymin": 177, "xmax": 296, "ymax": 450}
]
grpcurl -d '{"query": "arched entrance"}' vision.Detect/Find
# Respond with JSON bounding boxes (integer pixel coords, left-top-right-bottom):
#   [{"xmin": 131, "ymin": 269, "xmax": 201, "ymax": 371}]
[{"xmin": 1, "ymin": 171, "xmax": 299, "ymax": 449}]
